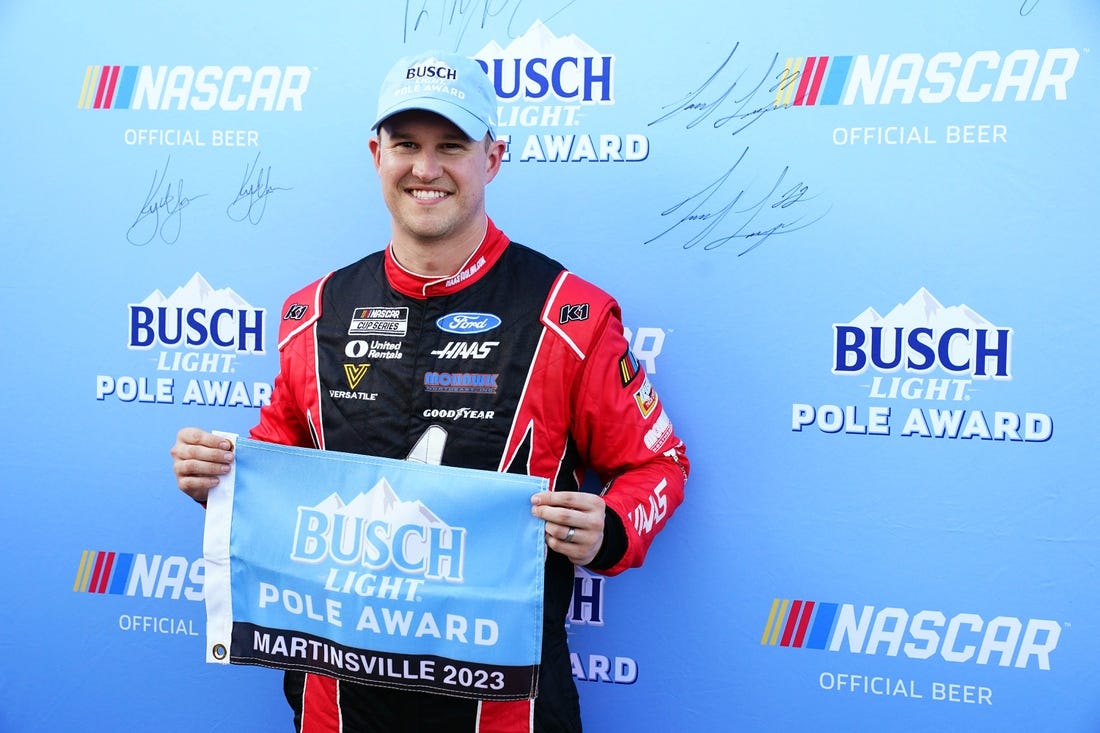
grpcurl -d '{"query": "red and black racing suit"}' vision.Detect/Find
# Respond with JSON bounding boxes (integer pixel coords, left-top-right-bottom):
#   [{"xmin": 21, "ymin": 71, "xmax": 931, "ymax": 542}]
[{"xmin": 250, "ymin": 218, "xmax": 688, "ymax": 732}]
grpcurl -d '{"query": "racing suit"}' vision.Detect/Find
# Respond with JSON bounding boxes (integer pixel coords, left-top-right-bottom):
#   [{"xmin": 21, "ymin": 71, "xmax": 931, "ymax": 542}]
[{"xmin": 250, "ymin": 217, "xmax": 689, "ymax": 732}]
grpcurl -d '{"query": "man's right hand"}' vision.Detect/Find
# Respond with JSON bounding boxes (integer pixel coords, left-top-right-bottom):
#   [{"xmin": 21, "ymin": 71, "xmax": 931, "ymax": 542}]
[{"xmin": 170, "ymin": 427, "xmax": 235, "ymax": 503}]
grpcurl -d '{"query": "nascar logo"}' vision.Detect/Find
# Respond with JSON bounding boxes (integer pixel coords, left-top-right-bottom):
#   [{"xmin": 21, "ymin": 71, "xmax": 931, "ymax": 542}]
[
  {"xmin": 74, "ymin": 550, "xmax": 204, "ymax": 601},
  {"xmin": 775, "ymin": 47, "xmax": 1078, "ymax": 107},
  {"xmin": 349, "ymin": 307, "xmax": 409, "ymax": 337},
  {"xmin": 78, "ymin": 64, "xmax": 311, "ymax": 111},
  {"xmin": 762, "ymin": 598, "xmax": 1061, "ymax": 670}
]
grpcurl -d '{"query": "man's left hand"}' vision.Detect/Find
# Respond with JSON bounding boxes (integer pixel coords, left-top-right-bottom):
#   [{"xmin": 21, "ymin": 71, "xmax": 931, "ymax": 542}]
[{"xmin": 531, "ymin": 490, "xmax": 606, "ymax": 566}]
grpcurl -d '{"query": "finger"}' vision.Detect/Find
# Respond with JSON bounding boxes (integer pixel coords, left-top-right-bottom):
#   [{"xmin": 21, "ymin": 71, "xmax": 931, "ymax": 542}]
[
  {"xmin": 176, "ymin": 474, "xmax": 220, "ymax": 503},
  {"xmin": 171, "ymin": 440, "xmax": 235, "ymax": 466},
  {"xmin": 544, "ymin": 526, "xmax": 600, "ymax": 566},
  {"xmin": 534, "ymin": 506, "xmax": 601, "ymax": 535},
  {"xmin": 175, "ymin": 455, "xmax": 233, "ymax": 476},
  {"xmin": 177, "ymin": 427, "xmax": 234, "ymax": 451},
  {"xmin": 177, "ymin": 473, "xmax": 221, "ymax": 490},
  {"xmin": 531, "ymin": 491, "xmax": 601, "ymax": 510},
  {"xmin": 532, "ymin": 493, "xmax": 604, "ymax": 529},
  {"xmin": 544, "ymin": 527, "xmax": 577, "ymax": 550}
]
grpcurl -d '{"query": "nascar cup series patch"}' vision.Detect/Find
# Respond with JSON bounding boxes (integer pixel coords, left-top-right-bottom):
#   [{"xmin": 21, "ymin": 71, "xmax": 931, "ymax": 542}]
[{"xmin": 203, "ymin": 436, "xmax": 547, "ymax": 700}]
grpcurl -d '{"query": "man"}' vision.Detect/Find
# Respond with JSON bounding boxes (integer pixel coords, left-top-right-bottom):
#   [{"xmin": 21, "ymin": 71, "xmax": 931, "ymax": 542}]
[{"xmin": 172, "ymin": 50, "xmax": 688, "ymax": 733}]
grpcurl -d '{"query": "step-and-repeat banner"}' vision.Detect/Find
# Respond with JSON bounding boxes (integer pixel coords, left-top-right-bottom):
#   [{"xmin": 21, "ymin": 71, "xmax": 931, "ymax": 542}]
[{"xmin": 2, "ymin": 1, "xmax": 1097, "ymax": 730}]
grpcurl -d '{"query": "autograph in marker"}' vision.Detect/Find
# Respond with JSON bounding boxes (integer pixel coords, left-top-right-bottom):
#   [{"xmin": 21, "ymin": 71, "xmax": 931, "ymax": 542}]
[
  {"xmin": 649, "ymin": 42, "xmax": 793, "ymax": 137},
  {"xmin": 226, "ymin": 151, "xmax": 292, "ymax": 226},
  {"xmin": 402, "ymin": 0, "xmax": 578, "ymax": 50},
  {"xmin": 645, "ymin": 147, "xmax": 830, "ymax": 256},
  {"xmin": 127, "ymin": 155, "xmax": 207, "ymax": 246}
]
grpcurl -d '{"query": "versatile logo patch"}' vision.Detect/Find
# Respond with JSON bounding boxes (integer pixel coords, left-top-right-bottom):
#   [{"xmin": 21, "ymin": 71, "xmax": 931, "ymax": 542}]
[{"xmin": 343, "ymin": 364, "xmax": 370, "ymax": 390}]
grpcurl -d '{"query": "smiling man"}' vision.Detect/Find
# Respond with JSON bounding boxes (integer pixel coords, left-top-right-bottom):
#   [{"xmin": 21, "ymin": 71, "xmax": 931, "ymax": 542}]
[{"xmin": 171, "ymin": 50, "xmax": 689, "ymax": 733}]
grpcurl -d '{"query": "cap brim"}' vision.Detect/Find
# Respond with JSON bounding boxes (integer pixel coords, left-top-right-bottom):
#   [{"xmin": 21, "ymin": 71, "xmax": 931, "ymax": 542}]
[{"xmin": 372, "ymin": 97, "xmax": 490, "ymax": 141}]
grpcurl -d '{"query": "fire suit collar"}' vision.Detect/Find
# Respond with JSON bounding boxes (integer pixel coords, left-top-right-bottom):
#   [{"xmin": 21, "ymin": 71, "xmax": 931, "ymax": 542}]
[{"xmin": 384, "ymin": 217, "xmax": 510, "ymax": 299}]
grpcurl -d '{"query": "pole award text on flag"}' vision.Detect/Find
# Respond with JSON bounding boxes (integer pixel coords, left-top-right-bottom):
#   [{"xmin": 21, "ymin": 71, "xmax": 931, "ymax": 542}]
[{"xmin": 203, "ymin": 435, "xmax": 547, "ymax": 700}]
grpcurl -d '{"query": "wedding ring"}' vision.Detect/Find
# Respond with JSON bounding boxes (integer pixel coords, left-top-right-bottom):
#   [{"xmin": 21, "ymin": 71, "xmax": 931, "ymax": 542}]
[{"xmin": 565, "ymin": 527, "xmax": 576, "ymax": 543}]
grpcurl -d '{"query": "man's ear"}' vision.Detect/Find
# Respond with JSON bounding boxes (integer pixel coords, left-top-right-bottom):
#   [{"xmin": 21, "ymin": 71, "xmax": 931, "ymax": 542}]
[
  {"xmin": 484, "ymin": 138, "xmax": 506, "ymax": 183},
  {"xmin": 369, "ymin": 136, "xmax": 382, "ymax": 171}
]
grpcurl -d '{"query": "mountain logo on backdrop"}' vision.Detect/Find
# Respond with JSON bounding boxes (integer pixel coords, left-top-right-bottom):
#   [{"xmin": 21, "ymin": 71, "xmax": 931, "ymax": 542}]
[
  {"xmin": 474, "ymin": 21, "xmax": 648, "ymax": 164},
  {"xmin": 128, "ymin": 272, "xmax": 265, "ymax": 354},
  {"xmin": 474, "ymin": 20, "xmax": 614, "ymax": 105},
  {"xmin": 94, "ymin": 273, "xmax": 271, "ymax": 407},
  {"xmin": 791, "ymin": 288, "xmax": 1052, "ymax": 442},
  {"xmin": 832, "ymin": 287, "xmax": 1011, "ymax": 380}
]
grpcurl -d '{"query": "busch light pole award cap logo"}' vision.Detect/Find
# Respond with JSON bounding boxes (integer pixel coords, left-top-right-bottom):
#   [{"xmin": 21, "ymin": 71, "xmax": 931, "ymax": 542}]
[{"xmin": 371, "ymin": 51, "xmax": 497, "ymax": 141}]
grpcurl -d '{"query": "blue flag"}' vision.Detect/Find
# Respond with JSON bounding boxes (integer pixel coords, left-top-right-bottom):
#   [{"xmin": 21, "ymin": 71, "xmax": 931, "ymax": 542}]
[{"xmin": 204, "ymin": 435, "xmax": 547, "ymax": 700}]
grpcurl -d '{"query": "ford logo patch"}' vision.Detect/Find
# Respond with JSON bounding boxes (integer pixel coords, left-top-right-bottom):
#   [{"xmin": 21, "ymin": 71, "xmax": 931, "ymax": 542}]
[{"xmin": 436, "ymin": 312, "xmax": 502, "ymax": 334}]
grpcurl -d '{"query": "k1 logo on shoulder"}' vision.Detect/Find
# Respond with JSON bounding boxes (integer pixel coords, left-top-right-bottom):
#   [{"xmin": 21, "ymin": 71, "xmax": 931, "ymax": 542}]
[{"xmin": 203, "ymin": 437, "xmax": 548, "ymax": 700}]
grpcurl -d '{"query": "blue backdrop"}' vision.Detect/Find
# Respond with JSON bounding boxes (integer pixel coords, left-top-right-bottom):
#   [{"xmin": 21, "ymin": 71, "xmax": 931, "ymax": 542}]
[{"xmin": 2, "ymin": 1, "xmax": 1098, "ymax": 730}]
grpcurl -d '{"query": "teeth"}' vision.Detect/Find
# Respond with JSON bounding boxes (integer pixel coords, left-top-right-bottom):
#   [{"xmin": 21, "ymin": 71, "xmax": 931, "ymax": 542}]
[{"xmin": 411, "ymin": 190, "xmax": 447, "ymax": 200}]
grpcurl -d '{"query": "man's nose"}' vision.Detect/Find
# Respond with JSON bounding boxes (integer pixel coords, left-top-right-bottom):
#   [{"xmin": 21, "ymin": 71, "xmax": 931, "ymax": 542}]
[{"xmin": 412, "ymin": 150, "xmax": 443, "ymax": 180}]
